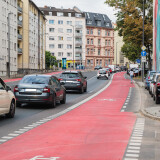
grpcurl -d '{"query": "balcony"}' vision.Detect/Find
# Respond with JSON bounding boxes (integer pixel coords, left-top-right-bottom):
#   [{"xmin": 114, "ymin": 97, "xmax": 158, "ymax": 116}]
[
  {"xmin": 18, "ymin": 48, "xmax": 22, "ymax": 54},
  {"xmin": 18, "ymin": 6, "xmax": 22, "ymax": 13},
  {"xmin": 75, "ymin": 41, "xmax": 82, "ymax": 46},
  {"xmin": 75, "ymin": 25, "xmax": 83, "ymax": 29},
  {"xmin": 18, "ymin": 34, "xmax": 22, "ymax": 40},
  {"xmin": 75, "ymin": 48, "xmax": 82, "ymax": 53},
  {"xmin": 75, "ymin": 33, "xmax": 82, "ymax": 37},
  {"xmin": 18, "ymin": 20, "xmax": 22, "ymax": 27}
]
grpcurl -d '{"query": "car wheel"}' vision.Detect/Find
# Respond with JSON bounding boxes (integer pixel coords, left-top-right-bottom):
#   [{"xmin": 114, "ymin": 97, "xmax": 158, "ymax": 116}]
[
  {"xmin": 6, "ymin": 100, "xmax": 15, "ymax": 118},
  {"xmin": 80, "ymin": 86, "xmax": 84, "ymax": 94},
  {"xmin": 84, "ymin": 84, "xmax": 87, "ymax": 92},
  {"xmin": 97, "ymin": 77, "xmax": 99, "ymax": 79},
  {"xmin": 155, "ymin": 95, "xmax": 159, "ymax": 104},
  {"xmin": 60, "ymin": 92, "xmax": 66, "ymax": 104},
  {"xmin": 106, "ymin": 76, "xmax": 108, "ymax": 80},
  {"xmin": 153, "ymin": 95, "xmax": 155, "ymax": 101},
  {"xmin": 50, "ymin": 95, "xmax": 56, "ymax": 108}
]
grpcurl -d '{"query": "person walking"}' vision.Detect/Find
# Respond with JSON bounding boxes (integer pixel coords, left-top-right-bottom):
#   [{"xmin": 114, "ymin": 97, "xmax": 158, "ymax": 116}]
[{"xmin": 129, "ymin": 69, "xmax": 134, "ymax": 83}]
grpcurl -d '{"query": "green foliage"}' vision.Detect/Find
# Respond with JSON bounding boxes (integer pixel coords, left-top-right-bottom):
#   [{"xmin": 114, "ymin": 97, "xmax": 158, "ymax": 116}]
[
  {"xmin": 45, "ymin": 51, "xmax": 57, "ymax": 69},
  {"xmin": 105, "ymin": 0, "xmax": 153, "ymax": 62}
]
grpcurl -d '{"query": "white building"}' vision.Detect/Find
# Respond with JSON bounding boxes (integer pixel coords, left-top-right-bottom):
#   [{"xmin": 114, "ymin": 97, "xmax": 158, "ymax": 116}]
[
  {"xmin": 0, "ymin": 0, "xmax": 18, "ymax": 76},
  {"xmin": 40, "ymin": 6, "xmax": 86, "ymax": 69}
]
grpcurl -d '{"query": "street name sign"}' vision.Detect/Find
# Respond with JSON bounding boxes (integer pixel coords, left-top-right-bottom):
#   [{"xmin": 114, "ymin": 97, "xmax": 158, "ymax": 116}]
[
  {"xmin": 141, "ymin": 51, "xmax": 147, "ymax": 56},
  {"xmin": 141, "ymin": 56, "xmax": 146, "ymax": 62}
]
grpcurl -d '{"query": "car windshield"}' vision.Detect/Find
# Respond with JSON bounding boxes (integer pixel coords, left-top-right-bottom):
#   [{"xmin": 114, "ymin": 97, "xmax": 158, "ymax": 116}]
[
  {"xmin": 20, "ymin": 76, "xmax": 49, "ymax": 84},
  {"xmin": 60, "ymin": 73, "xmax": 79, "ymax": 79},
  {"xmin": 99, "ymin": 70, "xmax": 106, "ymax": 74}
]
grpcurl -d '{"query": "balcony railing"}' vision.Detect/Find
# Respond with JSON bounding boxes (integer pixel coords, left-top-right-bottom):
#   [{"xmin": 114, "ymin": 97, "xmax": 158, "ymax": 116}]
[
  {"xmin": 75, "ymin": 33, "xmax": 82, "ymax": 37},
  {"xmin": 18, "ymin": 20, "xmax": 22, "ymax": 27},
  {"xmin": 18, "ymin": 6, "xmax": 22, "ymax": 13},
  {"xmin": 75, "ymin": 48, "xmax": 82, "ymax": 53},
  {"xmin": 18, "ymin": 48, "xmax": 22, "ymax": 54},
  {"xmin": 75, "ymin": 25, "xmax": 83, "ymax": 29},
  {"xmin": 75, "ymin": 41, "xmax": 82, "ymax": 46},
  {"xmin": 18, "ymin": 34, "xmax": 22, "ymax": 40}
]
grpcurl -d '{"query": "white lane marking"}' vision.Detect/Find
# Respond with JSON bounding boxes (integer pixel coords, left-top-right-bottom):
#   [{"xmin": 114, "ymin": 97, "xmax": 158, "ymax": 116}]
[
  {"xmin": 131, "ymin": 137, "xmax": 142, "ymax": 140},
  {"xmin": 19, "ymin": 129, "xmax": 29, "ymax": 131},
  {"xmin": 130, "ymin": 139, "xmax": 142, "ymax": 143},
  {"xmin": 0, "ymin": 139, "xmax": 7, "ymax": 142},
  {"xmin": 125, "ymin": 103, "xmax": 128, "ymax": 105},
  {"xmin": 14, "ymin": 131, "xmax": 25, "ymax": 133},
  {"xmin": 24, "ymin": 127, "xmax": 34, "ymax": 129},
  {"xmin": 121, "ymin": 109, "xmax": 125, "ymax": 112},
  {"xmin": 36, "ymin": 122, "xmax": 45, "ymax": 124},
  {"xmin": 127, "ymin": 150, "xmax": 140, "ymax": 153},
  {"xmin": 126, "ymin": 154, "xmax": 139, "ymax": 157},
  {"xmin": 124, "ymin": 158, "xmax": 138, "ymax": 160},
  {"xmin": 8, "ymin": 133, "xmax": 19, "ymax": 136},
  {"xmin": 1, "ymin": 136, "xmax": 13, "ymax": 139},
  {"xmin": 123, "ymin": 106, "xmax": 127, "ymax": 108},
  {"xmin": 128, "ymin": 146, "xmax": 140, "ymax": 150},
  {"xmin": 129, "ymin": 143, "xmax": 141, "ymax": 146}
]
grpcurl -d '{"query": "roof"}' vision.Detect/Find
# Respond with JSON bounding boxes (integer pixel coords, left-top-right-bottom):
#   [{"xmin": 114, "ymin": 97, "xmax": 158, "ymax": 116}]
[
  {"xmin": 61, "ymin": 71, "xmax": 80, "ymax": 73},
  {"xmin": 84, "ymin": 12, "xmax": 113, "ymax": 29}
]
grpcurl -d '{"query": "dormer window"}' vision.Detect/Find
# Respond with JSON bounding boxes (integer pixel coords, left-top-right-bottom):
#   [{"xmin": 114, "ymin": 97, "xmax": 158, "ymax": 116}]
[
  {"xmin": 49, "ymin": 12, "xmax": 52, "ymax": 16},
  {"xmin": 75, "ymin": 13, "xmax": 82, "ymax": 18},
  {"xmin": 97, "ymin": 21, "xmax": 101, "ymax": 26},
  {"xmin": 106, "ymin": 22, "xmax": 110, "ymax": 27},
  {"xmin": 57, "ymin": 12, "xmax": 63, "ymax": 16},
  {"xmin": 87, "ymin": 20, "xmax": 92, "ymax": 25}
]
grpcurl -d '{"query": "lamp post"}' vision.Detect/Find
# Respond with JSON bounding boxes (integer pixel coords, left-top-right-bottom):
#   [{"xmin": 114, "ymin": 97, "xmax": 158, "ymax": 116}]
[
  {"xmin": 70, "ymin": 25, "xmax": 75, "ymax": 69},
  {"xmin": 116, "ymin": 42, "xmax": 118, "ymax": 66},
  {"xmin": 7, "ymin": 12, "xmax": 13, "ymax": 78}
]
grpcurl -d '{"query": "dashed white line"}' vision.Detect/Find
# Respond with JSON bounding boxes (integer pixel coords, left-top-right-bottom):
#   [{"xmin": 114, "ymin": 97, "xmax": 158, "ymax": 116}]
[
  {"xmin": 127, "ymin": 150, "xmax": 140, "ymax": 153},
  {"xmin": 126, "ymin": 154, "xmax": 139, "ymax": 158}
]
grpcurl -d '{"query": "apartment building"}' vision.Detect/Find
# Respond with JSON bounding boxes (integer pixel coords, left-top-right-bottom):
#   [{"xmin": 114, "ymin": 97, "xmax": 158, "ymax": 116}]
[
  {"xmin": 0, "ymin": 0, "xmax": 17, "ymax": 76},
  {"xmin": 85, "ymin": 12, "xmax": 114, "ymax": 68},
  {"xmin": 17, "ymin": 0, "xmax": 46, "ymax": 73},
  {"xmin": 40, "ymin": 6, "xmax": 86, "ymax": 69}
]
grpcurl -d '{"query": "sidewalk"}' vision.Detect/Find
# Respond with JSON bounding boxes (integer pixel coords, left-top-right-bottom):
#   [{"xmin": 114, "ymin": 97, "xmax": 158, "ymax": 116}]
[{"xmin": 0, "ymin": 72, "xmax": 136, "ymax": 160}]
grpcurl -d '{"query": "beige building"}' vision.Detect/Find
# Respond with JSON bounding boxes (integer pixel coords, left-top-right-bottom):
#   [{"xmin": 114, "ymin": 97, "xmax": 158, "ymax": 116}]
[
  {"xmin": 85, "ymin": 12, "xmax": 114, "ymax": 68},
  {"xmin": 17, "ymin": 0, "xmax": 46, "ymax": 73},
  {"xmin": 113, "ymin": 23, "xmax": 129, "ymax": 66}
]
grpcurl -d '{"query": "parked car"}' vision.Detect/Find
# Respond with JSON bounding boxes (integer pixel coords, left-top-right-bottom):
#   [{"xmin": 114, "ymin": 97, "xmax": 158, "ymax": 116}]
[
  {"xmin": 14, "ymin": 75, "xmax": 66, "ymax": 108},
  {"xmin": 133, "ymin": 68, "xmax": 141, "ymax": 77},
  {"xmin": 144, "ymin": 71, "xmax": 156, "ymax": 90},
  {"xmin": 102, "ymin": 68, "xmax": 110, "ymax": 76},
  {"xmin": 153, "ymin": 75, "xmax": 160, "ymax": 104},
  {"xmin": 120, "ymin": 66, "xmax": 127, "ymax": 71},
  {"xmin": 97, "ymin": 69, "xmax": 109, "ymax": 79},
  {"xmin": 0, "ymin": 78, "xmax": 16, "ymax": 118},
  {"xmin": 58, "ymin": 71, "xmax": 87, "ymax": 93},
  {"xmin": 149, "ymin": 73, "xmax": 160, "ymax": 97},
  {"xmin": 116, "ymin": 66, "xmax": 120, "ymax": 72},
  {"xmin": 94, "ymin": 65, "xmax": 102, "ymax": 70}
]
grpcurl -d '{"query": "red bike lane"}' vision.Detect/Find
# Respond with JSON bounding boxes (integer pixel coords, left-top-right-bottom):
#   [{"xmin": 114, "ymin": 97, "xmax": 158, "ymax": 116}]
[{"xmin": 0, "ymin": 72, "xmax": 136, "ymax": 160}]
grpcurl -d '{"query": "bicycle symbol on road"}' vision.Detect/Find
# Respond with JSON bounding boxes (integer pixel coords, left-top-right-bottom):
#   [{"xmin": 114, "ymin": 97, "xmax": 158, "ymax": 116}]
[{"xmin": 27, "ymin": 155, "xmax": 60, "ymax": 160}]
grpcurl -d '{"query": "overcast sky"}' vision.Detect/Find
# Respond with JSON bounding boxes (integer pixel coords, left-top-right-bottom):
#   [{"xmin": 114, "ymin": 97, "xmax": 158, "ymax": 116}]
[{"xmin": 32, "ymin": 0, "xmax": 117, "ymax": 22}]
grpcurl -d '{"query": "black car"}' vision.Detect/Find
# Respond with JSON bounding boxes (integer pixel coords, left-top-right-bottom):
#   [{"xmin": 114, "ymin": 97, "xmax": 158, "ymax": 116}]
[
  {"xmin": 58, "ymin": 71, "xmax": 87, "ymax": 93},
  {"xmin": 153, "ymin": 75, "xmax": 160, "ymax": 104},
  {"xmin": 94, "ymin": 65, "xmax": 102, "ymax": 70},
  {"xmin": 14, "ymin": 75, "xmax": 66, "ymax": 108}
]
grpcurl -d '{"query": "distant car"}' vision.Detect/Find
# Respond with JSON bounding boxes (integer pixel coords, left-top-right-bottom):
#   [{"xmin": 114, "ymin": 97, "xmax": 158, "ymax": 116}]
[
  {"xmin": 102, "ymin": 68, "xmax": 110, "ymax": 76},
  {"xmin": 153, "ymin": 75, "xmax": 160, "ymax": 104},
  {"xmin": 58, "ymin": 71, "xmax": 87, "ymax": 93},
  {"xmin": 144, "ymin": 71, "xmax": 156, "ymax": 90},
  {"xmin": 97, "ymin": 69, "xmax": 109, "ymax": 79},
  {"xmin": 14, "ymin": 75, "xmax": 66, "ymax": 108},
  {"xmin": 116, "ymin": 66, "xmax": 120, "ymax": 72},
  {"xmin": 133, "ymin": 68, "xmax": 141, "ymax": 77},
  {"xmin": 94, "ymin": 65, "xmax": 102, "ymax": 70},
  {"xmin": 0, "ymin": 78, "xmax": 16, "ymax": 118},
  {"xmin": 76, "ymin": 65, "xmax": 85, "ymax": 70}
]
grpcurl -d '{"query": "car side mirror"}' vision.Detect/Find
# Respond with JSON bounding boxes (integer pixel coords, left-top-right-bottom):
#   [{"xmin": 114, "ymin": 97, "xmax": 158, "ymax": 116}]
[{"xmin": 6, "ymin": 86, "xmax": 11, "ymax": 91}]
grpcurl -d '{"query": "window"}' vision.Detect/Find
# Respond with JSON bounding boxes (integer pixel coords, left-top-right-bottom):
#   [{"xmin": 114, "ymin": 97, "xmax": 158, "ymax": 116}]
[
  {"xmin": 58, "ymin": 20, "xmax": 63, "ymax": 24},
  {"xmin": 105, "ymin": 31, "xmax": 108, "ymax": 36},
  {"xmin": 98, "ymin": 29, "xmax": 101, "ymax": 36},
  {"xmin": 105, "ymin": 40, "xmax": 108, "ymax": 46},
  {"xmin": 49, "ymin": 12, "xmax": 52, "ymax": 16},
  {"xmin": 108, "ymin": 40, "xmax": 111, "ymax": 46},
  {"xmin": 49, "ymin": 36, "xmax": 54, "ymax": 40},
  {"xmin": 68, "ymin": 13, "xmax": 71, "ymax": 17},
  {"xmin": 58, "ymin": 28, "xmax": 63, "ymax": 33},
  {"xmin": 87, "ymin": 20, "xmax": 92, "ymax": 24},
  {"xmin": 98, "ymin": 39, "xmax": 101, "ymax": 45},
  {"xmin": 108, "ymin": 50, "xmax": 110, "ymax": 56},
  {"xmin": 87, "ymin": 48, "xmax": 89, "ymax": 54},
  {"xmin": 67, "ymin": 52, "xmax": 72, "ymax": 57},
  {"xmin": 97, "ymin": 21, "xmax": 101, "ymax": 26},
  {"xmin": 67, "ymin": 29, "xmax": 72, "ymax": 33},
  {"xmin": 75, "ymin": 21, "xmax": 82, "ymax": 25},
  {"xmin": 75, "ymin": 13, "xmax": 82, "ymax": 17},
  {"xmin": 67, "ymin": 37, "xmax": 72, "ymax": 41},
  {"xmin": 105, "ymin": 50, "xmax": 108, "ymax": 56},
  {"xmin": 87, "ymin": 39, "xmax": 90, "ymax": 45},
  {"xmin": 91, "ymin": 29, "xmax": 93, "ymax": 34},
  {"xmin": 67, "ymin": 44, "xmax": 72, "ymax": 49},
  {"xmin": 49, "ymin": 28, "xmax": 54, "ymax": 32},
  {"xmin": 49, "ymin": 44, "xmax": 54, "ymax": 48},
  {"xmin": 58, "ymin": 36, "xmax": 63, "ymax": 40},
  {"xmin": 98, "ymin": 49, "xmax": 101, "ymax": 55},
  {"xmin": 58, "ymin": 52, "xmax": 63, "ymax": 56},
  {"xmin": 106, "ymin": 22, "xmax": 110, "ymax": 27},
  {"xmin": 58, "ymin": 44, "xmax": 63, "ymax": 48},
  {"xmin": 108, "ymin": 31, "xmax": 110, "ymax": 36},
  {"xmin": 91, "ymin": 39, "xmax": 93, "ymax": 45},
  {"xmin": 91, "ymin": 49, "xmax": 94, "ymax": 54},
  {"xmin": 49, "ymin": 20, "xmax": 54, "ymax": 24},
  {"xmin": 57, "ymin": 12, "xmax": 63, "ymax": 16},
  {"xmin": 67, "ymin": 21, "xmax": 72, "ymax": 25},
  {"xmin": 87, "ymin": 29, "xmax": 90, "ymax": 34}
]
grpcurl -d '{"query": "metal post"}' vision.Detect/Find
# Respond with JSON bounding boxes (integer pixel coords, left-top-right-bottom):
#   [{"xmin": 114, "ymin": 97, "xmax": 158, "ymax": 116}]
[
  {"xmin": 72, "ymin": 25, "xmax": 75, "ymax": 70},
  {"xmin": 8, "ymin": 12, "xmax": 12, "ymax": 78},
  {"xmin": 116, "ymin": 42, "xmax": 118, "ymax": 66},
  {"xmin": 142, "ymin": 0, "xmax": 145, "ymax": 82}
]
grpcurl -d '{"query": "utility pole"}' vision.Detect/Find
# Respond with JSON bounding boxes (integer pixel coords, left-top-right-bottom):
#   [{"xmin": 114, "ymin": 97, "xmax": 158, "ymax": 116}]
[
  {"xmin": 116, "ymin": 42, "xmax": 118, "ymax": 66},
  {"xmin": 7, "ymin": 12, "xmax": 12, "ymax": 78}
]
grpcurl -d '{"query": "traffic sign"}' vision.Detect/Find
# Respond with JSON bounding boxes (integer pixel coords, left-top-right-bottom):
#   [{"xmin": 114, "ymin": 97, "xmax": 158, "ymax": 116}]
[
  {"xmin": 141, "ymin": 46, "xmax": 146, "ymax": 51},
  {"xmin": 141, "ymin": 56, "xmax": 146, "ymax": 62},
  {"xmin": 136, "ymin": 59, "xmax": 141, "ymax": 63},
  {"xmin": 141, "ymin": 51, "xmax": 147, "ymax": 56}
]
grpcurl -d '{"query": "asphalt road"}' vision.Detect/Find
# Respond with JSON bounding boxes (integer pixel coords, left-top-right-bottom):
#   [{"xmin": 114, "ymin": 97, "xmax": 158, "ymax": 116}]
[{"xmin": 0, "ymin": 71, "xmax": 111, "ymax": 138}]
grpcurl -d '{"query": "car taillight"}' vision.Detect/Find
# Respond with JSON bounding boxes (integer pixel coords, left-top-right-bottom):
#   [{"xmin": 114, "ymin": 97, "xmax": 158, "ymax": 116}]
[
  {"xmin": 43, "ymin": 87, "xmax": 50, "ymax": 93},
  {"xmin": 76, "ymin": 79, "xmax": 81, "ymax": 82},
  {"xmin": 14, "ymin": 86, "xmax": 18, "ymax": 92},
  {"xmin": 58, "ymin": 78, "xmax": 63, "ymax": 81},
  {"xmin": 157, "ymin": 83, "xmax": 160, "ymax": 87},
  {"xmin": 148, "ymin": 76, "xmax": 150, "ymax": 79}
]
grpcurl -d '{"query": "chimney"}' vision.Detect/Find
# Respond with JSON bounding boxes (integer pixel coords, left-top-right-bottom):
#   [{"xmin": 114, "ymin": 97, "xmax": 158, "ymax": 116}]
[{"xmin": 44, "ymin": 5, "xmax": 48, "ymax": 8}]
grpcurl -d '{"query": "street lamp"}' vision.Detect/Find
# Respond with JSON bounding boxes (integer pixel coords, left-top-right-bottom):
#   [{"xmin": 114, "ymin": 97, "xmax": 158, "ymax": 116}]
[{"xmin": 7, "ymin": 12, "xmax": 13, "ymax": 78}]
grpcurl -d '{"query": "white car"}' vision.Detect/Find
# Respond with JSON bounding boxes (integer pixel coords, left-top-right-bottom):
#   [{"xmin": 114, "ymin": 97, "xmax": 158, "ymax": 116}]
[
  {"xmin": 150, "ymin": 73, "xmax": 160, "ymax": 97},
  {"xmin": 0, "ymin": 78, "xmax": 16, "ymax": 118},
  {"xmin": 102, "ymin": 68, "xmax": 110, "ymax": 76},
  {"xmin": 97, "ymin": 69, "xmax": 109, "ymax": 79}
]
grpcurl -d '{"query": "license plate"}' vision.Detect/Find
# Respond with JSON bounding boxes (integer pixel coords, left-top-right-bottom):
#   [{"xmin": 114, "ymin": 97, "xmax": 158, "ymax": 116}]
[{"xmin": 25, "ymin": 89, "xmax": 36, "ymax": 92}]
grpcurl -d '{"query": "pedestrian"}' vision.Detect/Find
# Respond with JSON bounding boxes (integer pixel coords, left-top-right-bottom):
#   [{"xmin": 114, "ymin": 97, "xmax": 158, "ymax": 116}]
[{"xmin": 129, "ymin": 69, "xmax": 134, "ymax": 83}]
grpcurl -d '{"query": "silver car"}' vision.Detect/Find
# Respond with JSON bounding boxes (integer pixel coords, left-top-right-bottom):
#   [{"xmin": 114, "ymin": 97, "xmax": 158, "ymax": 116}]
[{"xmin": 0, "ymin": 78, "xmax": 16, "ymax": 118}]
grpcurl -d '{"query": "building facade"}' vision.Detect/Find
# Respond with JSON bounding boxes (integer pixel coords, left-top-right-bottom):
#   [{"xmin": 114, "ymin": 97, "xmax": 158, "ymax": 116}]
[
  {"xmin": 0, "ymin": 0, "xmax": 18, "ymax": 76},
  {"xmin": 18, "ymin": 0, "xmax": 46, "ymax": 73},
  {"xmin": 85, "ymin": 12, "xmax": 114, "ymax": 69},
  {"xmin": 40, "ymin": 6, "xmax": 86, "ymax": 69}
]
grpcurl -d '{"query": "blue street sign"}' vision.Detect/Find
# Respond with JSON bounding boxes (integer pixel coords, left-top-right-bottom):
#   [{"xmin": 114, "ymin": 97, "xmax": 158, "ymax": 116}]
[
  {"xmin": 141, "ymin": 51, "xmax": 147, "ymax": 56},
  {"xmin": 136, "ymin": 59, "xmax": 141, "ymax": 63}
]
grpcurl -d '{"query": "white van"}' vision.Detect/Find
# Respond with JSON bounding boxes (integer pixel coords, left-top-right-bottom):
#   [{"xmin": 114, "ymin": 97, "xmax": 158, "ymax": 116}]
[{"xmin": 108, "ymin": 65, "xmax": 116, "ymax": 73}]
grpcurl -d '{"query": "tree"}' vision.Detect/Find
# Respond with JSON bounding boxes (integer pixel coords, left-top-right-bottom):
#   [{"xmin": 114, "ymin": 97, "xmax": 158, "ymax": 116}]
[
  {"xmin": 105, "ymin": 0, "xmax": 153, "ymax": 68},
  {"xmin": 45, "ymin": 51, "xmax": 57, "ymax": 69}
]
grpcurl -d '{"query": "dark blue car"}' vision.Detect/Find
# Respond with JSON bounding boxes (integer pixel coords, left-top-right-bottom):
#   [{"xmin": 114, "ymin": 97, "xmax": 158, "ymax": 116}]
[{"xmin": 145, "ymin": 71, "xmax": 156, "ymax": 90}]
